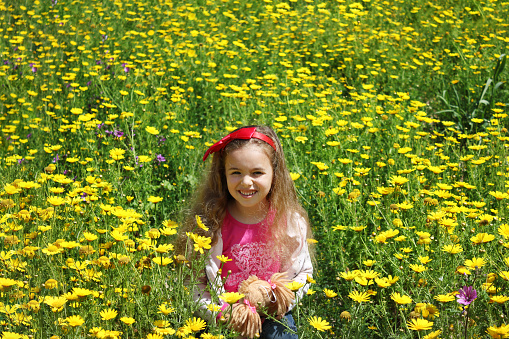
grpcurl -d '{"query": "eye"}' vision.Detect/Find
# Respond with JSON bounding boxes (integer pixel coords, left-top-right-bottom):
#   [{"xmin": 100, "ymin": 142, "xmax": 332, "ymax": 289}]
[{"xmin": 253, "ymin": 171, "xmax": 264, "ymax": 175}]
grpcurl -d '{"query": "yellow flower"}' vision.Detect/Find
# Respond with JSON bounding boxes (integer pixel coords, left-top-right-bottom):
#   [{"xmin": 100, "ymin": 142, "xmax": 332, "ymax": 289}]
[
  {"xmin": 100, "ymin": 308, "xmax": 118, "ymax": 320},
  {"xmin": 185, "ymin": 317, "xmax": 206, "ymax": 332},
  {"xmin": 187, "ymin": 233, "xmax": 212, "ymax": 254},
  {"xmin": 195, "ymin": 215, "xmax": 209, "ymax": 231},
  {"xmin": 47, "ymin": 196, "xmax": 66, "ymax": 206},
  {"xmin": 145, "ymin": 126, "xmax": 160, "ymax": 135},
  {"xmin": 442, "ymin": 244, "xmax": 463, "ymax": 254},
  {"xmin": 409, "ymin": 264, "xmax": 428, "ymax": 273},
  {"xmin": 65, "ymin": 315, "xmax": 85, "ymax": 327},
  {"xmin": 434, "ymin": 294, "xmax": 455, "ymax": 303},
  {"xmin": 340, "ymin": 311, "xmax": 351, "ymax": 321},
  {"xmin": 290, "ymin": 173, "xmax": 301, "ymax": 181},
  {"xmin": 390, "ymin": 175, "xmax": 409, "ymax": 186},
  {"xmin": 391, "ymin": 292, "xmax": 412, "ymax": 305},
  {"xmin": 308, "ymin": 316, "xmax": 332, "ymax": 332},
  {"xmin": 471, "ymin": 233, "xmax": 495, "ymax": 244},
  {"xmin": 286, "ymin": 281, "xmax": 305, "ymax": 292},
  {"xmin": 44, "ymin": 279, "xmax": 58, "ymax": 289},
  {"xmin": 109, "ymin": 148, "xmax": 126, "ymax": 160},
  {"xmin": 490, "ymin": 295, "xmax": 509, "ymax": 304},
  {"xmin": 120, "ymin": 317, "xmax": 135, "ymax": 325},
  {"xmin": 147, "ymin": 196, "xmax": 163, "ymax": 203},
  {"xmin": 216, "ymin": 255, "xmax": 231, "ymax": 263},
  {"xmin": 487, "ymin": 324, "xmax": 509, "ymax": 338},
  {"xmin": 464, "ymin": 257, "xmax": 487, "ymax": 270},
  {"xmin": 158, "ymin": 303, "xmax": 175, "ymax": 315},
  {"xmin": 323, "ymin": 289, "xmax": 337, "ymax": 298},
  {"xmin": 422, "ymin": 330, "xmax": 442, "ymax": 339},
  {"xmin": 152, "ymin": 257, "xmax": 173, "ymax": 266},
  {"xmin": 407, "ymin": 318, "xmax": 433, "ymax": 331},
  {"xmin": 219, "ymin": 292, "xmax": 244, "ymax": 304},
  {"xmin": 348, "ymin": 290, "xmax": 370, "ymax": 303}
]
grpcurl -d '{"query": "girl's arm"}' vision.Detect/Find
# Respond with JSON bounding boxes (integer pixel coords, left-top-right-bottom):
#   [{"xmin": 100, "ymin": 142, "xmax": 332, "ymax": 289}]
[{"xmin": 284, "ymin": 213, "xmax": 313, "ymax": 311}]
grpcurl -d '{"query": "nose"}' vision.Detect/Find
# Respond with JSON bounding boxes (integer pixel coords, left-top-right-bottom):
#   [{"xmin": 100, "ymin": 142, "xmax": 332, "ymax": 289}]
[{"xmin": 241, "ymin": 175, "xmax": 253, "ymax": 186}]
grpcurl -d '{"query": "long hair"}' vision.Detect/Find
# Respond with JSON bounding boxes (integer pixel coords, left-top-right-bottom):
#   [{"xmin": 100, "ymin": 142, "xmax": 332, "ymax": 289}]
[{"xmin": 175, "ymin": 125, "xmax": 312, "ymax": 265}]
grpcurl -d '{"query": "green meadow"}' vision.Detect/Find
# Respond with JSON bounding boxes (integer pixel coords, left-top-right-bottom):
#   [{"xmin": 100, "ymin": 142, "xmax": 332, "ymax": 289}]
[{"xmin": 0, "ymin": 0, "xmax": 509, "ymax": 338}]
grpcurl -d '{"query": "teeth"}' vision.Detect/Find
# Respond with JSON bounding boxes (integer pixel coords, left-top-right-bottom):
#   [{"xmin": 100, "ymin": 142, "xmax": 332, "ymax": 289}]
[{"xmin": 240, "ymin": 191, "xmax": 256, "ymax": 196}]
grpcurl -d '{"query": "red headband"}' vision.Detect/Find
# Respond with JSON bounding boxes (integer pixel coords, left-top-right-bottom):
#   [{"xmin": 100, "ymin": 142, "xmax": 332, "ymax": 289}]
[{"xmin": 203, "ymin": 127, "xmax": 276, "ymax": 161}]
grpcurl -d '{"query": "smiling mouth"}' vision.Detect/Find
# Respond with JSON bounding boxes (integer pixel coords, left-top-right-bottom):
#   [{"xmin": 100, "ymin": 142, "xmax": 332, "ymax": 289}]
[{"xmin": 239, "ymin": 191, "xmax": 256, "ymax": 196}]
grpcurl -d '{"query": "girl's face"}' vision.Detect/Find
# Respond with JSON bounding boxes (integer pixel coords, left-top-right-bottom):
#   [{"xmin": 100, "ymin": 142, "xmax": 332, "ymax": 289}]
[{"xmin": 225, "ymin": 144, "xmax": 274, "ymax": 218}]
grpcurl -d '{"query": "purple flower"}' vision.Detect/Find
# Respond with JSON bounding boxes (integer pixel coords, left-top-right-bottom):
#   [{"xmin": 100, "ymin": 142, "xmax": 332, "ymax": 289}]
[
  {"xmin": 156, "ymin": 154, "xmax": 166, "ymax": 163},
  {"xmin": 113, "ymin": 130, "xmax": 124, "ymax": 138},
  {"xmin": 456, "ymin": 286, "xmax": 477, "ymax": 306},
  {"xmin": 53, "ymin": 154, "xmax": 59, "ymax": 163}
]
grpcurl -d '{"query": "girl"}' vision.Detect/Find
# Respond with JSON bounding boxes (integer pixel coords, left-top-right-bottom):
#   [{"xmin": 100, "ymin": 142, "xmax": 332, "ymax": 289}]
[{"xmin": 177, "ymin": 125, "xmax": 313, "ymax": 339}]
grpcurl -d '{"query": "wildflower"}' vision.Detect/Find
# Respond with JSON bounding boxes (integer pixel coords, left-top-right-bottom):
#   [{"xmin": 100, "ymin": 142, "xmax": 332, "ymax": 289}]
[
  {"xmin": 456, "ymin": 286, "xmax": 477, "ymax": 306},
  {"xmin": 464, "ymin": 257, "xmax": 487, "ymax": 270},
  {"xmin": 195, "ymin": 215, "xmax": 209, "ymax": 231},
  {"xmin": 391, "ymin": 292, "xmax": 412, "ymax": 305},
  {"xmin": 219, "ymin": 292, "xmax": 244, "ymax": 304},
  {"xmin": 340, "ymin": 311, "xmax": 351, "ymax": 321},
  {"xmin": 286, "ymin": 281, "xmax": 305, "ymax": 291},
  {"xmin": 490, "ymin": 295, "xmax": 509, "ymax": 304},
  {"xmin": 498, "ymin": 224, "xmax": 509, "ymax": 239},
  {"xmin": 487, "ymin": 324, "xmax": 509, "ymax": 338},
  {"xmin": 44, "ymin": 279, "xmax": 58, "ymax": 289},
  {"xmin": 216, "ymin": 255, "xmax": 231, "ymax": 263},
  {"xmin": 416, "ymin": 303, "xmax": 440, "ymax": 319},
  {"xmin": 390, "ymin": 175, "xmax": 409, "ymax": 186},
  {"xmin": 185, "ymin": 317, "xmax": 206, "ymax": 332},
  {"xmin": 290, "ymin": 173, "xmax": 300, "ymax": 180},
  {"xmin": 158, "ymin": 303, "xmax": 175, "ymax": 315},
  {"xmin": 109, "ymin": 148, "xmax": 126, "ymax": 160},
  {"xmin": 100, "ymin": 308, "xmax": 118, "ymax": 320},
  {"xmin": 146, "ymin": 334, "xmax": 163, "ymax": 339},
  {"xmin": 308, "ymin": 316, "xmax": 332, "ymax": 332},
  {"xmin": 145, "ymin": 126, "xmax": 160, "ymax": 135},
  {"xmin": 1, "ymin": 332, "xmax": 25, "ymax": 339},
  {"xmin": 422, "ymin": 330, "xmax": 442, "ymax": 339},
  {"xmin": 442, "ymin": 244, "xmax": 463, "ymax": 254},
  {"xmin": 47, "ymin": 196, "xmax": 66, "ymax": 206},
  {"xmin": 66, "ymin": 315, "xmax": 85, "ymax": 327},
  {"xmin": 471, "ymin": 233, "xmax": 495, "ymax": 244},
  {"xmin": 409, "ymin": 264, "xmax": 428, "ymax": 273},
  {"xmin": 187, "ymin": 233, "xmax": 211, "ymax": 254},
  {"xmin": 349, "ymin": 290, "xmax": 370, "ymax": 303},
  {"xmin": 434, "ymin": 294, "xmax": 455, "ymax": 303},
  {"xmin": 407, "ymin": 318, "xmax": 433, "ymax": 331},
  {"xmin": 147, "ymin": 196, "xmax": 163, "ymax": 204},
  {"xmin": 120, "ymin": 317, "xmax": 135, "ymax": 325},
  {"xmin": 323, "ymin": 289, "xmax": 337, "ymax": 298},
  {"xmin": 499, "ymin": 271, "xmax": 509, "ymax": 281}
]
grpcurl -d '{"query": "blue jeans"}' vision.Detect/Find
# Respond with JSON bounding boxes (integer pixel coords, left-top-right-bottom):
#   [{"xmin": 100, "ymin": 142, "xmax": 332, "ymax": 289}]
[{"xmin": 260, "ymin": 312, "xmax": 298, "ymax": 339}]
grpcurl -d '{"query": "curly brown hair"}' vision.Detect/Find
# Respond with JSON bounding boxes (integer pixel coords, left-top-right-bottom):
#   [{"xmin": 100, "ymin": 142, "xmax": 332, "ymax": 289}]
[{"xmin": 175, "ymin": 125, "xmax": 312, "ymax": 264}]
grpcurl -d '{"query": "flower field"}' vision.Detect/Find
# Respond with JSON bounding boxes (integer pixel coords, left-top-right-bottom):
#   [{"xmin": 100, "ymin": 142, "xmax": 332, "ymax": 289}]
[{"xmin": 1, "ymin": 0, "xmax": 509, "ymax": 337}]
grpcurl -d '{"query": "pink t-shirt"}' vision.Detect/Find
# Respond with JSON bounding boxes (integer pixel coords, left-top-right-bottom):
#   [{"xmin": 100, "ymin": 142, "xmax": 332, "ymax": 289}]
[{"xmin": 220, "ymin": 211, "xmax": 280, "ymax": 292}]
